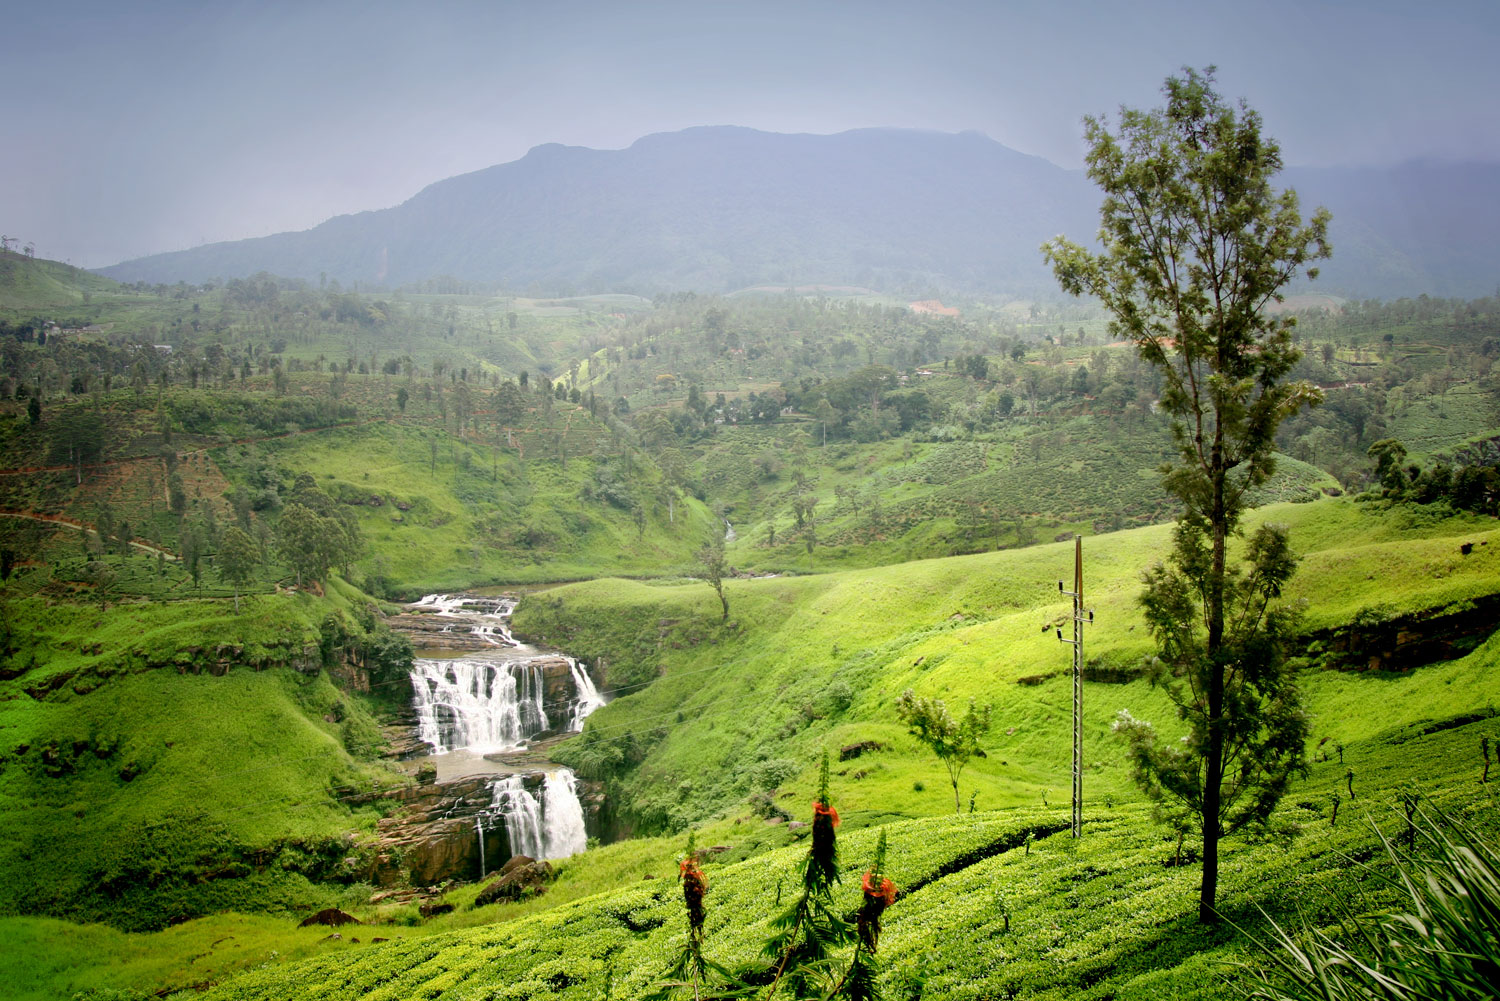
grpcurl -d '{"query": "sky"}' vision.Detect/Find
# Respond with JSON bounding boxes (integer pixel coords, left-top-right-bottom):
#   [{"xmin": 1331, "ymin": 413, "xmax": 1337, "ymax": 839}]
[{"xmin": 4, "ymin": 0, "xmax": 1498, "ymax": 269}]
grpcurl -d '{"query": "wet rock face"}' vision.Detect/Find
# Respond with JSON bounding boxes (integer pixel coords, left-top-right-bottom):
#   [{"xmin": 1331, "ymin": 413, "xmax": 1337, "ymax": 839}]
[
  {"xmin": 362, "ymin": 770, "xmax": 606, "ymax": 887},
  {"xmin": 366, "ymin": 776, "xmax": 509, "ymax": 887}
]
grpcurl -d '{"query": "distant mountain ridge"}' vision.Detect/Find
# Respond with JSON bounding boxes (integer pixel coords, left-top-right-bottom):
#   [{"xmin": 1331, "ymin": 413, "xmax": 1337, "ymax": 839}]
[{"xmin": 97, "ymin": 127, "xmax": 1500, "ymax": 300}]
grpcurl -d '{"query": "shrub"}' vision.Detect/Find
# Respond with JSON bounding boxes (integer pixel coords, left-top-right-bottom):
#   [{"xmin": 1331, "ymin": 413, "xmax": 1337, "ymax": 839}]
[
  {"xmin": 1242, "ymin": 804, "xmax": 1500, "ymax": 1000},
  {"xmin": 748, "ymin": 758, "xmax": 800, "ymax": 792}
]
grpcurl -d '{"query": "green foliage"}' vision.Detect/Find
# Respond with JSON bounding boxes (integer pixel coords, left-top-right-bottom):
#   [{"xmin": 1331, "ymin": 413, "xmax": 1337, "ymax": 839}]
[
  {"xmin": 760, "ymin": 756, "xmax": 854, "ymax": 998},
  {"xmin": 1242, "ymin": 805, "xmax": 1500, "ymax": 1001},
  {"xmin": 275, "ymin": 477, "xmax": 362, "ymax": 587},
  {"xmin": 1045, "ymin": 66, "xmax": 1330, "ymax": 924},
  {"xmin": 216, "ymin": 524, "xmax": 258, "ymax": 609},
  {"xmin": 1118, "ymin": 521, "xmax": 1310, "ymax": 836},
  {"xmin": 523, "ymin": 499, "xmax": 1500, "ymax": 836},
  {"xmin": 698, "ymin": 533, "xmax": 730, "ymax": 621},
  {"xmin": 894, "ymin": 690, "xmax": 993, "ymax": 814},
  {"xmin": 0, "ymin": 591, "xmax": 400, "ymax": 933}
]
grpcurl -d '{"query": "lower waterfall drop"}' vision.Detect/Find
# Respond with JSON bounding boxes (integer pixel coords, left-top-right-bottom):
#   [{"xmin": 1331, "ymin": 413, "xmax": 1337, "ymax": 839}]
[
  {"xmin": 476, "ymin": 817, "xmax": 486, "ymax": 879},
  {"xmin": 541, "ymin": 771, "xmax": 588, "ymax": 858},
  {"xmin": 489, "ymin": 769, "xmax": 588, "ymax": 860}
]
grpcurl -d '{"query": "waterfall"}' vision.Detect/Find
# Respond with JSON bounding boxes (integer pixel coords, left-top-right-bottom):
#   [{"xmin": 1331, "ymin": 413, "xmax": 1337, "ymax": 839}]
[
  {"xmin": 407, "ymin": 594, "xmax": 607, "ymax": 753},
  {"xmin": 492, "ymin": 775, "xmax": 546, "ymax": 858},
  {"xmin": 489, "ymin": 769, "xmax": 588, "ymax": 860},
  {"xmin": 476, "ymin": 817, "xmax": 486, "ymax": 879},
  {"xmin": 541, "ymin": 771, "xmax": 588, "ymax": 858},
  {"xmin": 412, "ymin": 657, "xmax": 549, "ymax": 753},
  {"xmin": 566, "ymin": 657, "xmax": 606, "ymax": 731},
  {"xmin": 411, "ymin": 594, "xmax": 521, "ymax": 647}
]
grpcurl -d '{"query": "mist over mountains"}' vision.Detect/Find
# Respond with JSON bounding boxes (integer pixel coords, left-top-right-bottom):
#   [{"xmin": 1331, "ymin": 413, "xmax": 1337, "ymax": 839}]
[{"xmin": 98, "ymin": 127, "xmax": 1500, "ymax": 300}]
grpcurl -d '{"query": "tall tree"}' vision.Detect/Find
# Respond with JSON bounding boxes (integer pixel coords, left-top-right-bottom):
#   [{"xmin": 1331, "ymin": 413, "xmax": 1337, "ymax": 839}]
[
  {"xmin": 1042, "ymin": 67, "xmax": 1328, "ymax": 923},
  {"xmin": 217, "ymin": 525, "xmax": 259, "ymax": 613},
  {"xmin": 276, "ymin": 503, "xmax": 325, "ymax": 589},
  {"xmin": 696, "ymin": 534, "xmax": 729, "ymax": 622}
]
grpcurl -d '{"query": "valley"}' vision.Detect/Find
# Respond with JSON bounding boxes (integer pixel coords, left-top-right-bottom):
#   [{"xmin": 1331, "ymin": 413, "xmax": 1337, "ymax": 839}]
[{"xmin": 2, "ymin": 151, "xmax": 1499, "ymax": 999}]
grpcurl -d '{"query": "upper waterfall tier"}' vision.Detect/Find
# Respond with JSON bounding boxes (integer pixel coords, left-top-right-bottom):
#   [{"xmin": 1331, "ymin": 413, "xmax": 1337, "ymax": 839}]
[{"xmin": 403, "ymin": 594, "xmax": 606, "ymax": 755}]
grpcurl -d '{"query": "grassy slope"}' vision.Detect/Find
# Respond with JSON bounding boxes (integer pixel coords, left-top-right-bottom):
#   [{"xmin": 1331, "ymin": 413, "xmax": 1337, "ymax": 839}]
[
  {"xmin": 689, "ymin": 412, "xmax": 1337, "ymax": 575},
  {"xmin": 3, "ymin": 500, "xmax": 1497, "ymax": 999},
  {"xmin": 518, "ymin": 498, "xmax": 1500, "ymax": 829},
  {"xmin": 214, "ymin": 413, "xmax": 719, "ymax": 591},
  {"xmin": 149, "ymin": 679, "xmax": 1500, "ymax": 1001},
  {"xmin": 0, "ymin": 586, "xmax": 402, "ymax": 932},
  {"xmin": 0, "ymin": 249, "xmax": 121, "ymax": 308}
]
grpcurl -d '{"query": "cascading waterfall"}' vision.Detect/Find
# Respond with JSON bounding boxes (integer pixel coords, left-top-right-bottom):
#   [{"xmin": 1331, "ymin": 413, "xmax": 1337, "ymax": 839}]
[
  {"xmin": 540, "ymin": 771, "xmax": 588, "ymax": 857},
  {"xmin": 491, "ymin": 775, "xmax": 546, "ymax": 858},
  {"xmin": 565, "ymin": 658, "xmax": 606, "ymax": 731},
  {"xmin": 412, "ymin": 657, "xmax": 549, "ymax": 753},
  {"xmin": 411, "ymin": 593, "xmax": 521, "ymax": 647},
  {"xmin": 408, "ymin": 593, "xmax": 602, "ymax": 864},
  {"xmin": 487, "ymin": 771, "xmax": 587, "ymax": 860},
  {"xmin": 408, "ymin": 595, "xmax": 606, "ymax": 753}
]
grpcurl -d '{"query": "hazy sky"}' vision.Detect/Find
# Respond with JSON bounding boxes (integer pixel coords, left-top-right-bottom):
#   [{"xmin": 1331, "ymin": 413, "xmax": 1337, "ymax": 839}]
[{"xmin": 5, "ymin": 0, "xmax": 1498, "ymax": 269}]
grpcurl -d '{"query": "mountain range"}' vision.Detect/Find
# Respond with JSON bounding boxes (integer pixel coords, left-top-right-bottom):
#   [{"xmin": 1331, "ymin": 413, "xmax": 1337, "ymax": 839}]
[{"xmin": 98, "ymin": 126, "xmax": 1500, "ymax": 300}]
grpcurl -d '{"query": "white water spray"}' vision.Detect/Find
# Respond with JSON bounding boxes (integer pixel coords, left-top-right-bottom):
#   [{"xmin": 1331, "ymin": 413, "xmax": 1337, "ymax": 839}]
[
  {"xmin": 488, "ymin": 770, "xmax": 587, "ymax": 860},
  {"xmin": 411, "ymin": 658, "xmax": 548, "ymax": 753}
]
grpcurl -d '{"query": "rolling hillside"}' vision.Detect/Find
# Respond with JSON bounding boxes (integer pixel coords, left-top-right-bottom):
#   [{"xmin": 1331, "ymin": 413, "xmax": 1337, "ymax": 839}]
[{"xmin": 11, "ymin": 499, "xmax": 1492, "ymax": 999}]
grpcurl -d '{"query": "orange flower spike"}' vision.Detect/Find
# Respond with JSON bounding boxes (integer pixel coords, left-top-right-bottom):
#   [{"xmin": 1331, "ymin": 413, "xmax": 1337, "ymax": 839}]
[
  {"xmin": 811, "ymin": 800, "xmax": 840, "ymax": 827},
  {"xmin": 861, "ymin": 870, "xmax": 897, "ymax": 906}
]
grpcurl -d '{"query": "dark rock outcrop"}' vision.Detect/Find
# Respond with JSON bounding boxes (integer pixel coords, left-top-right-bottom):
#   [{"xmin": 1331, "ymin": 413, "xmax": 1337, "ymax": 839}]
[
  {"xmin": 366, "ymin": 774, "xmax": 507, "ymax": 886},
  {"xmin": 1313, "ymin": 592, "xmax": 1500, "ymax": 672},
  {"xmin": 474, "ymin": 856, "xmax": 553, "ymax": 906},
  {"xmin": 839, "ymin": 740, "xmax": 884, "ymax": 761}
]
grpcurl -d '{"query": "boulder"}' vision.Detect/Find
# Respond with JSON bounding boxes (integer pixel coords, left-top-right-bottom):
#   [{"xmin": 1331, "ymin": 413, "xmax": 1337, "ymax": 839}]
[
  {"xmin": 474, "ymin": 857, "xmax": 553, "ymax": 907},
  {"xmin": 838, "ymin": 740, "xmax": 884, "ymax": 761}
]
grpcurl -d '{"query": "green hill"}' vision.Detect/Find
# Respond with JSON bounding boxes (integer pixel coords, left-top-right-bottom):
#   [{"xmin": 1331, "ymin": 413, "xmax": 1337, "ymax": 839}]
[
  {"xmin": 0, "ymin": 580, "xmax": 405, "ymax": 934},
  {"xmin": 0, "ymin": 248, "xmax": 120, "ymax": 309},
  {"xmin": 518, "ymin": 498, "xmax": 1500, "ymax": 832}
]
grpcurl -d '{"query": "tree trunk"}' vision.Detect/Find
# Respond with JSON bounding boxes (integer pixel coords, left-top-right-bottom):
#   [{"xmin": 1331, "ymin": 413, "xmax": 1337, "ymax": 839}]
[
  {"xmin": 952, "ymin": 778, "xmax": 961, "ymax": 814},
  {"xmin": 1200, "ymin": 460, "xmax": 1228, "ymax": 924}
]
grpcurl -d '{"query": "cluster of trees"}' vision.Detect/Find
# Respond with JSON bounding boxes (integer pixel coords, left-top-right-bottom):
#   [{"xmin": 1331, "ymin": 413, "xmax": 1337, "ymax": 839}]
[
  {"xmin": 275, "ymin": 474, "xmax": 364, "ymax": 588},
  {"xmin": 1367, "ymin": 438, "xmax": 1500, "ymax": 515}
]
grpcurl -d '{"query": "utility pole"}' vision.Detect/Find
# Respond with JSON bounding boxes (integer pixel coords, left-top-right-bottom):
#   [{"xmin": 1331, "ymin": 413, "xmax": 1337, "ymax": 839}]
[{"xmin": 1056, "ymin": 537, "xmax": 1092, "ymax": 838}]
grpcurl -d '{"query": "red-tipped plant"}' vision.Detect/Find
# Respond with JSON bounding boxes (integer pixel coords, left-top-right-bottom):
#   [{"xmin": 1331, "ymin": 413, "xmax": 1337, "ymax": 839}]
[
  {"xmin": 830, "ymin": 828, "xmax": 896, "ymax": 1001},
  {"xmin": 649, "ymin": 833, "xmax": 751, "ymax": 1001},
  {"xmin": 764, "ymin": 751, "xmax": 853, "ymax": 998},
  {"xmin": 856, "ymin": 830, "xmax": 896, "ymax": 955}
]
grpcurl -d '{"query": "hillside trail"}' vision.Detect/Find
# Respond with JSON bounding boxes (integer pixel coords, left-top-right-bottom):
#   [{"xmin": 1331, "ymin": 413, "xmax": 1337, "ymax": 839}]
[{"xmin": 0, "ymin": 508, "xmax": 179, "ymax": 559}]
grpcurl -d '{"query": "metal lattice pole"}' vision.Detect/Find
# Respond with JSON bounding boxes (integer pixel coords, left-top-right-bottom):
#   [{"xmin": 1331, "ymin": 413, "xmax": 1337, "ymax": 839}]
[{"xmin": 1056, "ymin": 537, "xmax": 1092, "ymax": 838}]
